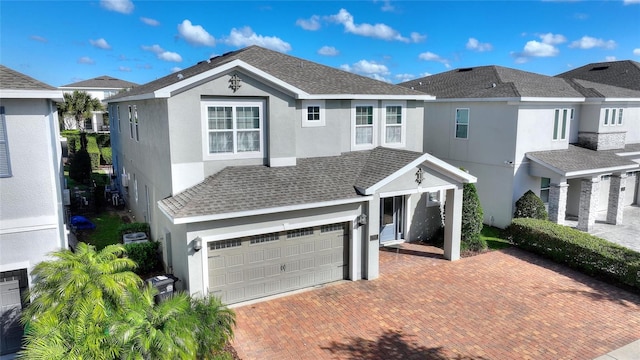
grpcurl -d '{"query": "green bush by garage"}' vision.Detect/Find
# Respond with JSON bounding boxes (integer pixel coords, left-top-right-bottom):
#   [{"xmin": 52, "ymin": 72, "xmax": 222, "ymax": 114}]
[{"xmin": 505, "ymin": 218, "xmax": 640, "ymax": 292}]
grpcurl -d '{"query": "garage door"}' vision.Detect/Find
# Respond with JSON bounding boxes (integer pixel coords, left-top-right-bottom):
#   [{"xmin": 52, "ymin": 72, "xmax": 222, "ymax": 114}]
[{"xmin": 208, "ymin": 222, "xmax": 349, "ymax": 304}]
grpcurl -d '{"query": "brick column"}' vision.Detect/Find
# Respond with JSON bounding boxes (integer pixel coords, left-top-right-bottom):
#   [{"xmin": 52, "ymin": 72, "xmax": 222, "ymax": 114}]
[
  {"xmin": 577, "ymin": 176, "xmax": 600, "ymax": 232},
  {"xmin": 606, "ymin": 173, "xmax": 627, "ymax": 225},
  {"xmin": 548, "ymin": 182, "xmax": 569, "ymax": 225}
]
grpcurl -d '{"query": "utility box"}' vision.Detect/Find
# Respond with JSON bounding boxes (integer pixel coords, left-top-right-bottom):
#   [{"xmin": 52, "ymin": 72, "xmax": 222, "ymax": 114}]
[
  {"xmin": 145, "ymin": 275, "xmax": 178, "ymax": 303},
  {"xmin": 123, "ymin": 232, "xmax": 148, "ymax": 245}
]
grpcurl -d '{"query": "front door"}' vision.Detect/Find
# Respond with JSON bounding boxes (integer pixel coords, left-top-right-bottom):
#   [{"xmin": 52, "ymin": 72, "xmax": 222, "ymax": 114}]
[{"xmin": 380, "ymin": 196, "xmax": 404, "ymax": 244}]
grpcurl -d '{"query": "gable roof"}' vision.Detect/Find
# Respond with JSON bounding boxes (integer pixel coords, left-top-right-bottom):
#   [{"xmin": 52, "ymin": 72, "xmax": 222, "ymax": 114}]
[
  {"xmin": 59, "ymin": 76, "xmax": 138, "ymax": 89},
  {"xmin": 562, "ymin": 78, "xmax": 640, "ymax": 99},
  {"xmin": 527, "ymin": 145, "xmax": 639, "ymax": 178},
  {"xmin": 398, "ymin": 65, "xmax": 583, "ymax": 100},
  {"xmin": 0, "ymin": 65, "xmax": 63, "ymax": 100},
  {"xmin": 556, "ymin": 60, "xmax": 640, "ymax": 92},
  {"xmin": 109, "ymin": 46, "xmax": 430, "ymax": 101},
  {"xmin": 158, "ymin": 147, "xmax": 475, "ymax": 224}
]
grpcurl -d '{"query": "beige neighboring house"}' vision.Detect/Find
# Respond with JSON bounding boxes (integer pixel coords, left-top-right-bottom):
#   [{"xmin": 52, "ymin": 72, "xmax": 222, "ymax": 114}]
[
  {"xmin": 399, "ymin": 60, "xmax": 640, "ymax": 231},
  {"xmin": 59, "ymin": 76, "xmax": 137, "ymax": 132},
  {"xmin": 0, "ymin": 65, "xmax": 66, "ymax": 355},
  {"xmin": 107, "ymin": 46, "xmax": 476, "ymax": 305}
]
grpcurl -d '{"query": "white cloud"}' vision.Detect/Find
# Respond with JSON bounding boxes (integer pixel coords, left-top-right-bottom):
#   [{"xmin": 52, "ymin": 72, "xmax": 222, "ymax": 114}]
[
  {"xmin": 318, "ymin": 46, "xmax": 339, "ymax": 56},
  {"xmin": 380, "ymin": 0, "xmax": 395, "ymax": 12},
  {"xmin": 178, "ymin": 20, "xmax": 215, "ymax": 47},
  {"xmin": 539, "ymin": 33, "xmax": 566, "ymax": 45},
  {"xmin": 634, "ymin": 48, "xmax": 640, "ymax": 56},
  {"xmin": 418, "ymin": 51, "xmax": 450, "ymax": 68},
  {"xmin": 171, "ymin": 67, "xmax": 182, "ymax": 73},
  {"xmin": 118, "ymin": 66, "xmax": 131, "ymax": 72},
  {"xmin": 142, "ymin": 44, "xmax": 183, "ymax": 62},
  {"xmin": 466, "ymin": 38, "xmax": 493, "ymax": 52},
  {"xmin": 30, "ymin": 35, "xmax": 47, "ymax": 43},
  {"xmin": 624, "ymin": 0, "xmax": 640, "ymax": 4},
  {"xmin": 410, "ymin": 32, "xmax": 426, "ymax": 43},
  {"xmin": 90, "ymin": 38, "xmax": 111, "ymax": 50},
  {"xmin": 327, "ymin": 8, "xmax": 415, "ymax": 43},
  {"xmin": 100, "ymin": 0, "xmax": 133, "ymax": 14},
  {"xmin": 522, "ymin": 40, "xmax": 559, "ymax": 57},
  {"xmin": 140, "ymin": 17, "xmax": 160, "ymax": 26},
  {"xmin": 394, "ymin": 73, "xmax": 416, "ymax": 82},
  {"xmin": 296, "ymin": 15, "xmax": 321, "ymax": 31},
  {"xmin": 569, "ymin": 36, "xmax": 616, "ymax": 49},
  {"xmin": 605, "ymin": 56, "xmax": 617, "ymax": 61},
  {"xmin": 222, "ymin": 27, "xmax": 291, "ymax": 52},
  {"xmin": 340, "ymin": 59, "xmax": 391, "ymax": 82},
  {"xmin": 78, "ymin": 56, "xmax": 95, "ymax": 64}
]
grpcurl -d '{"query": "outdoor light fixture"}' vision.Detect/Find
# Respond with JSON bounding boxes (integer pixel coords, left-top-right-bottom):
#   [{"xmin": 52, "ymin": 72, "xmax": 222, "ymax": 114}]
[
  {"xmin": 193, "ymin": 237, "xmax": 202, "ymax": 252},
  {"xmin": 357, "ymin": 214, "xmax": 367, "ymax": 226}
]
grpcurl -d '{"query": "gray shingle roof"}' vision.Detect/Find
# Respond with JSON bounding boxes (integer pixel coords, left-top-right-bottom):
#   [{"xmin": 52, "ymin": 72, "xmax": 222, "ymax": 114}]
[
  {"xmin": 561, "ymin": 78, "xmax": 640, "ymax": 98},
  {"xmin": 110, "ymin": 46, "xmax": 426, "ymax": 100},
  {"xmin": 556, "ymin": 60, "xmax": 640, "ymax": 92},
  {"xmin": 527, "ymin": 145, "xmax": 639, "ymax": 176},
  {"xmin": 398, "ymin": 65, "xmax": 583, "ymax": 99},
  {"xmin": 60, "ymin": 76, "xmax": 138, "ymax": 89},
  {"xmin": 0, "ymin": 65, "xmax": 56, "ymax": 90},
  {"xmin": 159, "ymin": 147, "xmax": 424, "ymax": 220}
]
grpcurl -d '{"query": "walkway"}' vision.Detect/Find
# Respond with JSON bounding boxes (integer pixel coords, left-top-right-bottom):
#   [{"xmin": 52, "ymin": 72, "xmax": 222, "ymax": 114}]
[{"xmin": 231, "ymin": 244, "xmax": 640, "ymax": 360}]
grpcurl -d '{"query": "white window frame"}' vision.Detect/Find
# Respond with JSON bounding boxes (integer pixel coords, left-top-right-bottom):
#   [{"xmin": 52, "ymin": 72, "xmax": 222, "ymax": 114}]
[
  {"xmin": 381, "ymin": 101, "xmax": 406, "ymax": 148},
  {"xmin": 552, "ymin": 108, "xmax": 570, "ymax": 141},
  {"xmin": 128, "ymin": 105, "xmax": 133, "ymax": 139},
  {"xmin": 117, "ymin": 105, "xmax": 121, "ymax": 133},
  {"xmin": 351, "ymin": 100, "xmax": 378, "ymax": 150},
  {"xmin": 134, "ymin": 105, "xmax": 139, "ymax": 142},
  {"xmin": 0, "ymin": 106, "xmax": 12, "ymax": 178},
  {"xmin": 540, "ymin": 177, "xmax": 550, "ymax": 204},
  {"xmin": 427, "ymin": 190, "xmax": 441, "ymax": 207},
  {"xmin": 201, "ymin": 99, "xmax": 265, "ymax": 160},
  {"xmin": 603, "ymin": 108, "xmax": 624, "ymax": 127},
  {"xmin": 301, "ymin": 100, "xmax": 325, "ymax": 127},
  {"xmin": 454, "ymin": 108, "xmax": 469, "ymax": 139}
]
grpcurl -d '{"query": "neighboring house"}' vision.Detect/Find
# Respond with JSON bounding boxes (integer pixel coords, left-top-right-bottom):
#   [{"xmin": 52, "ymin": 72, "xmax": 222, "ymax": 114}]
[
  {"xmin": 399, "ymin": 62, "xmax": 640, "ymax": 231},
  {"xmin": 0, "ymin": 65, "xmax": 66, "ymax": 355},
  {"xmin": 107, "ymin": 45, "xmax": 476, "ymax": 305},
  {"xmin": 59, "ymin": 76, "xmax": 137, "ymax": 132}
]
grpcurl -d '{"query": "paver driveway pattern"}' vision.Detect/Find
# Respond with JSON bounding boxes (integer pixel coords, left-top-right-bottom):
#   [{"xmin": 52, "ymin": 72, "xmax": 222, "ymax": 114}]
[{"xmin": 231, "ymin": 245, "xmax": 640, "ymax": 360}]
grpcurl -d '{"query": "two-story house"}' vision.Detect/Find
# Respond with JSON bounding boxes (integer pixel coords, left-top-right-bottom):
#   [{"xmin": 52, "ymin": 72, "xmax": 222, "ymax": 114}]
[
  {"xmin": 399, "ymin": 62, "xmax": 640, "ymax": 231},
  {"xmin": 59, "ymin": 76, "xmax": 137, "ymax": 132},
  {"xmin": 0, "ymin": 65, "xmax": 66, "ymax": 355},
  {"xmin": 107, "ymin": 46, "xmax": 476, "ymax": 305}
]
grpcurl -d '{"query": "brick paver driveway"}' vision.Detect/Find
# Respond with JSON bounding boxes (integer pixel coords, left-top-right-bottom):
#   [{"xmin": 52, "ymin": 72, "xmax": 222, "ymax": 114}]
[{"xmin": 231, "ymin": 245, "xmax": 640, "ymax": 359}]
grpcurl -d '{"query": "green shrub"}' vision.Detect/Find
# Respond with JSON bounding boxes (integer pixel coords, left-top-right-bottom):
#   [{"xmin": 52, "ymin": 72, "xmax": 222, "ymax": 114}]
[
  {"xmin": 461, "ymin": 182, "xmax": 485, "ymax": 250},
  {"xmin": 505, "ymin": 218, "xmax": 640, "ymax": 291},
  {"xmin": 514, "ymin": 190, "xmax": 548, "ymax": 220},
  {"xmin": 69, "ymin": 150, "xmax": 92, "ymax": 183},
  {"xmin": 461, "ymin": 233, "xmax": 488, "ymax": 252},
  {"xmin": 96, "ymin": 133, "xmax": 111, "ymax": 148},
  {"xmin": 118, "ymin": 222, "xmax": 151, "ymax": 239},
  {"xmin": 124, "ymin": 241, "xmax": 161, "ymax": 275},
  {"xmin": 85, "ymin": 136, "xmax": 100, "ymax": 169},
  {"xmin": 100, "ymin": 147, "xmax": 112, "ymax": 165}
]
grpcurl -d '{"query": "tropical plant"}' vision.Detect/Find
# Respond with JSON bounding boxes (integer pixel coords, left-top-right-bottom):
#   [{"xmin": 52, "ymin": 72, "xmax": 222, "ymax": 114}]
[
  {"xmin": 461, "ymin": 182, "xmax": 485, "ymax": 250},
  {"xmin": 20, "ymin": 243, "xmax": 140, "ymax": 359},
  {"xmin": 514, "ymin": 190, "xmax": 548, "ymax": 220},
  {"xmin": 191, "ymin": 295, "xmax": 237, "ymax": 359},
  {"xmin": 58, "ymin": 90, "xmax": 104, "ymax": 132}
]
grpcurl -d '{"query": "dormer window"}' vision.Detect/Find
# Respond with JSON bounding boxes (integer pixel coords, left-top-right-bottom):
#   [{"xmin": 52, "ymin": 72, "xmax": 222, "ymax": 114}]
[{"xmin": 301, "ymin": 100, "xmax": 325, "ymax": 127}]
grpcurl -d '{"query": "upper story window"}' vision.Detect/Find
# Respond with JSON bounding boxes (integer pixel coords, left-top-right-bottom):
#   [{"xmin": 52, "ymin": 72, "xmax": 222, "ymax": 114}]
[
  {"xmin": 202, "ymin": 100, "xmax": 264, "ymax": 159},
  {"xmin": 382, "ymin": 101, "xmax": 406, "ymax": 147},
  {"xmin": 455, "ymin": 108, "xmax": 469, "ymax": 139},
  {"xmin": 604, "ymin": 108, "xmax": 623, "ymax": 126},
  {"xmin": 351, "ymin": 101, "xmax": 377, "ymax": 149},
  {"xmin": 553, "ymin": 108, "xmax": 571, "ymax": 140},
  {"xmin": 301, "ymin": 100, "xmax": 325, "ymax": 127},
  {"xmin": 116, "ymin": 105, "xmax": 121, "ymax": 133},
  {"xmin": 134, "ymin": 106, "xmax": 139, "ymax": 142},
  {"xmin": 0, "ymin": 106, "xmax": 12, "ymax": 177},
  {"xmin": 128, "ymin": 105, "xmax": 133, "ymax": 139}
]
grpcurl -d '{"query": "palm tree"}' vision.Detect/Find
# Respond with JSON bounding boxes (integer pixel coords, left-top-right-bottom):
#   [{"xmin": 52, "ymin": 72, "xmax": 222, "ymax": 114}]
[
  {"xmin": 19, "ymin": 243, "xmax": 140, "ymax": 359},
  {"xmin": 191, "ymin": 295, "xmax": 236, "ymax": 359},
  {"xmin": 58, "ymin": 90, "xmax": 104, "ymax": 132}
]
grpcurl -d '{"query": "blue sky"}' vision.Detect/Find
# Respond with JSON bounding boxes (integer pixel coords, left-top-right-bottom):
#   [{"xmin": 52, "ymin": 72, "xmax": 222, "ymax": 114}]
[{"xmin": 1, "ymin": 0, "xmax": 639, "ymax": 87}]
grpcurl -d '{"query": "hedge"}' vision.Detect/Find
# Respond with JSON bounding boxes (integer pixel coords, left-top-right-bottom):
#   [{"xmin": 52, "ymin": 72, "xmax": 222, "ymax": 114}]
[
  {"xmin": 505, "ymin": 218, "xmax": 640, "ymax": 291},
  {"xmin": 86, "ymin": 136, "xmax": 100, "ymax": 169},
  {"xmin": 100, "ymin": 147, "xmax": 112, "ymax": 165},
  {"xmin": 124, "ymin": 241, "xmax": 161, "ymax": 275}
]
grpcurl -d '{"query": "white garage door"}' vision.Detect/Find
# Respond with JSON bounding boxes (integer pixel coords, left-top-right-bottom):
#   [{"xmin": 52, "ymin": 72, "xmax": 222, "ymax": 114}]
[{"xmin": 208, "ymin": 222, "xmax": 349, "ymax": 304}]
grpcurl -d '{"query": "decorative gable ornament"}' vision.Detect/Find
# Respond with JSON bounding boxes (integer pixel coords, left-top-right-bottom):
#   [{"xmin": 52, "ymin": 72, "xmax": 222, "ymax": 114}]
[
  {"xmin": 229, "ymin": 74, "xmax": 242, "ymax": 93},
  {"xmin": 415, "ymin": 168, "xmax": 424, "ymax": 185}
]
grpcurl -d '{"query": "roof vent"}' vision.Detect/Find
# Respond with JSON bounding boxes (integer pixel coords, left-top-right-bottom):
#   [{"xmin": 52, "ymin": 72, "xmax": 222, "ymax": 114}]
[
  {"xmin": 491, "ymin": 83, "xmax": 496, "ymax": 88},
  {"xmin": 177, "ymin": 73, "xmax": 184, "ymax": 80},
  {"xmin": 591, "ymin": 66, "xmax": 609, "ymax": 71},
  {"xmin": 418, "ymin": 81, "xmax": 422, "ymax": 85},
  {"xmin": 458, "ymin": 68, "xmax": 473, "ymax": 72}
]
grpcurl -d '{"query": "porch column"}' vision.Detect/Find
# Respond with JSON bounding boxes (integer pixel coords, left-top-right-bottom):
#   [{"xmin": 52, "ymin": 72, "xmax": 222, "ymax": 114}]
[
  {"xmin": 606, "ymin": 172, "xmax": 627, "ymax": 225},
  {"xmin": 548, "ymin": 182, "xmax": 568, "ymax": 225},
  {"xmin": 577, "ymin": 176, "xmax": 600, "ymax": 232},
  {"xmin": 444, "ymin": 186, "xmax": 463, "ymax": 261},
  {"xmin": 365, "ymin": 196, "xmax": 380, "ymax": 280}
]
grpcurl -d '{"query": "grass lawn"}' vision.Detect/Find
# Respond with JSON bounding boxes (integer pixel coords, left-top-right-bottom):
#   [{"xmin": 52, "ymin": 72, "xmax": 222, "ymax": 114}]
[
  {"xmin": 481, "ymin": 226, "xmax": 511, "ymax": 250},
  {"xmin": 84, "ymin": 212, "xmax": 123, "ymax": 250}
]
